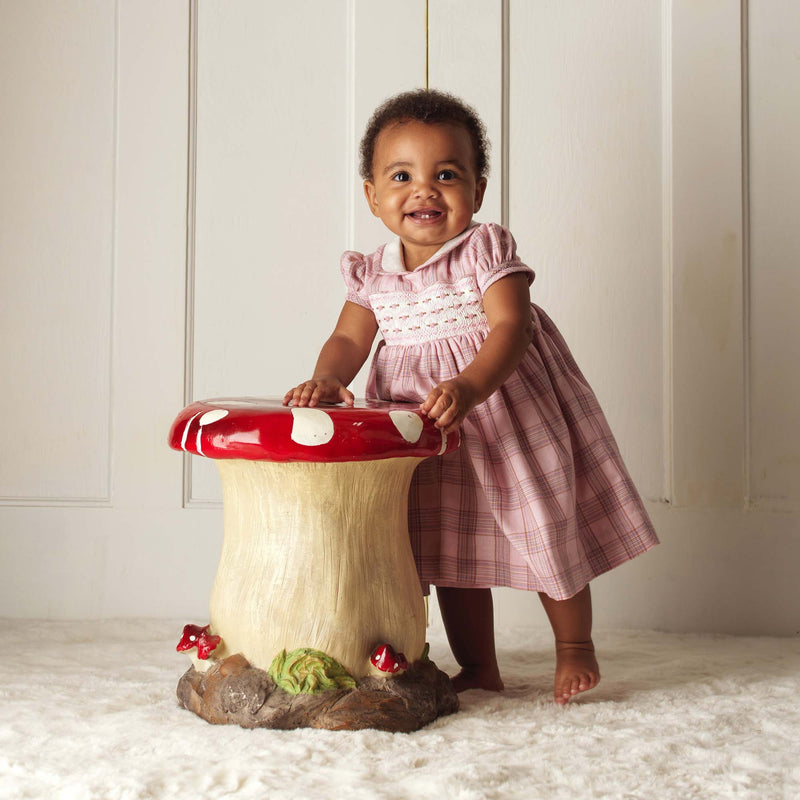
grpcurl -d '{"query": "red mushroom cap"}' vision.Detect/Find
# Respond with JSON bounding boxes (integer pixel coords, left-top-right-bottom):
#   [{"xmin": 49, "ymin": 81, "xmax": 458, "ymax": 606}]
[
  {"xmin": 168, "ymin": 398, "xmax": 460, "ymax": 463},
  {"xmin": 370, "ymin": 643, "xmax": 409, "ymax": 674},
  {"xmin": 177, "ymin": 624, "xmax": 221, "ymax": 660}
]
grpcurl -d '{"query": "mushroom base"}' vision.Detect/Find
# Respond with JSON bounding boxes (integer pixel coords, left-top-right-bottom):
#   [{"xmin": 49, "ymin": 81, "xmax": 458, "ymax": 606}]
[{"xmin": 177, "ymin": 653, "xmax": 459, "ymax": 733}]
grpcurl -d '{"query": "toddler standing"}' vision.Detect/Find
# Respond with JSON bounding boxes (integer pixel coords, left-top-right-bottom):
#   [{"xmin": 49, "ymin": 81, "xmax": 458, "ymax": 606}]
[{"xmin": 284, "ymin": 89, "xmax": 658, "ymax": 705}]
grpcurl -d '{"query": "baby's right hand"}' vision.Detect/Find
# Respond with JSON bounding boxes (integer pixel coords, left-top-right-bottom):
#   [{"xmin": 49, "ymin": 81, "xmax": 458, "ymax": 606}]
[{"xmin": 282, "ymin": 379, "xmax": 354, "ymax": 408}]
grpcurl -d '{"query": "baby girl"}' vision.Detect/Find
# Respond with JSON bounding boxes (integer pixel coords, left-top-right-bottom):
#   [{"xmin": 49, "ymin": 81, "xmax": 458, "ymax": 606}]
[{"xmin": 285, "ymin": 89, "xmax": 658, "ymax": 704}]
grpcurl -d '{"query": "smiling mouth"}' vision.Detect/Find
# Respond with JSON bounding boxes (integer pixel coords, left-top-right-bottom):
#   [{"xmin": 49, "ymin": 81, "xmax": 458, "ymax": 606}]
[{"xmin": 407, "ymin": 209, "xmax": 443, "ymax": 221}]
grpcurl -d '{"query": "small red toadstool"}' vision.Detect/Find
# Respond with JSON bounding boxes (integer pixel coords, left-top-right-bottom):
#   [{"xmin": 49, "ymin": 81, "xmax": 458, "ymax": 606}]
[
  {"xmin": 370, "ymin": 643, "xmax": 409, "ymax": 674},
  {"xmin": 177, "ymin": 624, "xmax": 221, "ymax": 660}
]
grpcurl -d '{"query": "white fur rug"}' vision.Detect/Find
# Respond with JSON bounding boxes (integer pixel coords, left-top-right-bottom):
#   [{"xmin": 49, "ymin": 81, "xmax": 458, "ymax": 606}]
[{"xmin": 0, "ymin": 619, "xmax": 797, "ymax": 800}]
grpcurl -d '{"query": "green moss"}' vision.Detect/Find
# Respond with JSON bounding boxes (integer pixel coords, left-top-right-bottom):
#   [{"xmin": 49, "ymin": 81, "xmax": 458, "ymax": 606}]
[{"xmin": 268, "ymin": 648, "xmax": 357, "ymax": 695}]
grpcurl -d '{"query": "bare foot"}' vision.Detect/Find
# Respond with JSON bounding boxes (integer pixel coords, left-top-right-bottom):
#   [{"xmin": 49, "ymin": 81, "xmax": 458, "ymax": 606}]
[
  {"xmin": 553, "ymin": 640, "xmax": 600, "ymax": 706},
  {"xmin": 451, "ymin": 666, "xmax": 505, "ymax": 693}
]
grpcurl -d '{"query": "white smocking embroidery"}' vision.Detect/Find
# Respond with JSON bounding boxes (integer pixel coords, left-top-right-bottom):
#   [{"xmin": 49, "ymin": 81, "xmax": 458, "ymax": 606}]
[{"xmin": 370, "ymin": 277, "xmax": 487, "ymax": 346}]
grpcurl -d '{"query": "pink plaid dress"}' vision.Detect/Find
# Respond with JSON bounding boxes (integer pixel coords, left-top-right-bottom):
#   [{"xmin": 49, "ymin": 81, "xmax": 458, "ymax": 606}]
[{"xmin": 342, "ymin": 222, "xmax": 658, "ymax": 600}]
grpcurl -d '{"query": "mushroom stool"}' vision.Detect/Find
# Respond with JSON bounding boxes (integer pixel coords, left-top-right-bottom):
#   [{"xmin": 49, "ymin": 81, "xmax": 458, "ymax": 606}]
[{"xmin": 168, "ymin": 398, "xmax": 460, "ymax": 732}]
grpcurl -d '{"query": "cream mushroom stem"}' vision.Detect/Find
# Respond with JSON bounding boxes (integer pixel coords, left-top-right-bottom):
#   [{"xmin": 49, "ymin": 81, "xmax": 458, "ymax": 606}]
[{"xmin": 207, "ymin": 457, "xmax": 427, "ymax": 679}]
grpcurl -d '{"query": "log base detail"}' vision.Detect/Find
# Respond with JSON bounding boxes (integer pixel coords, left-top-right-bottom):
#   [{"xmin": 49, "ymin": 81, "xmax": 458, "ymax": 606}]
[{"xmin": 177, "ymin": 653, "xmax": 459, "ymax": 733}]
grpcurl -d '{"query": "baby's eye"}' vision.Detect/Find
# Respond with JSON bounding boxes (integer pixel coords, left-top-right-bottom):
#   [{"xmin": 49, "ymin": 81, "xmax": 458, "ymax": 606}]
[
  {"xmin": 391, "ymin": 171, "xmax": 410, "ymax": 182},
  {"xmin": 437, "ymin": 169, "xmax": 457, "ymax": 180}
]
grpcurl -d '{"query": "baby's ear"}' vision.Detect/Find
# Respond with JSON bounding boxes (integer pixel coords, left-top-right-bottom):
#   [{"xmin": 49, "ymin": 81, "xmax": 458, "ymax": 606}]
[
  {"xmin": 363, "ymin": 181, "xmax": 380, "ymax": 217},
  {"xmin": 474, "ymin": 177, "xmax": 488, "ymax": 213}
]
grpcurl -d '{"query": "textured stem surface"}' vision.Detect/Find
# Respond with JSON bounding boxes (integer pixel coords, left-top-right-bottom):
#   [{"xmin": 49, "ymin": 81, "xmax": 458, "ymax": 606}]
[{"xmin": 209, "ymin": 457, "xmax": 426, "ymax": 678}]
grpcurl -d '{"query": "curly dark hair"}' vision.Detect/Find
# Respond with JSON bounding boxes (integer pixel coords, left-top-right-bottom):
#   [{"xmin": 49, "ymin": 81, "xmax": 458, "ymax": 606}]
[{"xmin": 359, "ymin": 89, "xmax": 490, "ymax": 181}]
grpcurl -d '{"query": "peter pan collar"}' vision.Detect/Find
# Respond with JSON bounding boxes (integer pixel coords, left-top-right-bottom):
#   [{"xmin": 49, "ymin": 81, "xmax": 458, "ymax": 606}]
[{"xmin": 380, "ymin": 222, "xmax": 480, "ymax": 273}]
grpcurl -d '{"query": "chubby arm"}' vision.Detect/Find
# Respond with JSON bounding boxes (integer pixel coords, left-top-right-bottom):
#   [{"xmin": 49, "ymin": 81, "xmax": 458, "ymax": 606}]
[
  {"xmin": 421, "ymin": 272, "xmax": 533, "ymax": 432},
  {"xmin": 283, "ymin": 301, "xmax": 378, "ymax": 407}
]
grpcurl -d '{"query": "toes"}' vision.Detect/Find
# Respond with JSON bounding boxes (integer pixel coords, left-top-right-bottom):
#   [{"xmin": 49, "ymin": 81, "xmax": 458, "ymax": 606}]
[
  {"xmin": 553, "ymin": 654, "xmax": 601, "ymax": 705},
  {"xmin": 554, "ymin": 682, "xmax": 571, "ymax": 704},
  {"xmin": 555, "ymin": 672, "xmax": 599, "ymax": 704},
  {"xmin": 581, "ymin": 672, "xmax": 599, "ymax": 692},
  {"xmin": 577, "ymin": 673, "xmax": 596, "ymax": 692}
]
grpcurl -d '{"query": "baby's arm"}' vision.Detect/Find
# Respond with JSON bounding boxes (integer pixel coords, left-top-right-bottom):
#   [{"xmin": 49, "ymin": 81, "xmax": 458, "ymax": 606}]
[
  {"xmin": 283, "ymin": 301, "xmax": 378, "ymax": 407},
  {"xmin": 421, "ymin": 273, "xmax": 533, "ymax": 432}
]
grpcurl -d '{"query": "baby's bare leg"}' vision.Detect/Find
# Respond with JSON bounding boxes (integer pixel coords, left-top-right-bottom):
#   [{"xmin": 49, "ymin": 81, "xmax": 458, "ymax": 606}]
[
  {"xmin": 435, "ymin": 586, "xmax": 504, "ymax": 692},
  {"xmin": 538, "ymin": 584, "xmax": 600, "ymax": 705}
]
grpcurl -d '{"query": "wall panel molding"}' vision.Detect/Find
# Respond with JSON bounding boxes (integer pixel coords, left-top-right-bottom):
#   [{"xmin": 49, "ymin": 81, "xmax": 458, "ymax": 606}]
[
  {"xmin": 0, "ymin": 0, "xmax": 118, "ymax": 507},
  {"xmin": 746, "ymin": 0, "xmax": 800, "ymax": 513},
  {"xmin": 661, "ymin": 0, "xmax": 675, "ymax": 505},
  {"xmin": 740, "ymin": 0, "xmax": 752, "ymax": 509},
  {"xmin": 186, "ymin": 2, "xmax": 361, "ymax": 507},
  {"xmin": 0, "ymin": 496, "xmax": 114, "ymax": 509},
  {"xmin": 183, "ymin": 0, "xmax": 200, "ymax": 508},
  {"xmin": 669, "ymin": 0, "xmax": 745, "ymax": 508},
  {"xmin": 500, "ymin": 0, "xmax": 510, "ymax": 228},
  {"xmin": 345, "ymin": 0, "xmax": 357, "ymax": 251}
]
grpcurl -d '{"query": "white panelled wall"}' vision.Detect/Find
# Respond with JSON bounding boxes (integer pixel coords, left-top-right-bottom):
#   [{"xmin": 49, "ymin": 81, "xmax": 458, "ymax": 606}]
[{"xmin": 1, "ymin": 1, "xmax": 798, "ymax": 635}]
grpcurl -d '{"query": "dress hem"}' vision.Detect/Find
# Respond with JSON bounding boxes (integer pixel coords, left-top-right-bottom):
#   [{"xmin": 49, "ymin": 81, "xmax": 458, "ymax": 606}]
[{"xmin": 418, "ymin": 535, "xmax": 659, "ymax": 601}]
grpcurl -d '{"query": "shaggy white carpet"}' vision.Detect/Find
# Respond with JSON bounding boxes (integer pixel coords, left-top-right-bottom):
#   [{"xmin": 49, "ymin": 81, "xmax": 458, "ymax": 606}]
[{"xmin": 0, "ymin": 620, "xmax": 797, "ymax": 800}]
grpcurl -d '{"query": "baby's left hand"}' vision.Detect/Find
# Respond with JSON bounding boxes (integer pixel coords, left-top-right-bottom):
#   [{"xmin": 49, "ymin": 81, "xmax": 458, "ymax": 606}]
[{"xmin": 420, "ymin": 378, "xmax": 478, "ymax": 434}]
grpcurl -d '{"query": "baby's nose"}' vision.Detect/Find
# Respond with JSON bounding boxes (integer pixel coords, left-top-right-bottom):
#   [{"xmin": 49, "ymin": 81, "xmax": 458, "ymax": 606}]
[{"xmin": 413, "ymin": 178, "xmax": 438, "ymax": 197}]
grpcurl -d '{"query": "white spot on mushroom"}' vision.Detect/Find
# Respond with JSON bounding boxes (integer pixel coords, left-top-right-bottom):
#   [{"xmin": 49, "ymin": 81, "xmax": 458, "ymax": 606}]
[
  {"xmin": 181, "ymin": 411, "xmax": 203, "ymax": 451},
  {"xmin": 199, "ymin": 409, "xmax": 229, "ymax": 427},
  {"xmin": 195, "ymin": 409, "xmax": 229, "ymax": 456},
  {"xmin": 389, "ymin": 411, "xmax": 423, "ymax": 444},
  {"xmin": 290, "ymin": 408, "xmax": 334, "ymax": 446}
]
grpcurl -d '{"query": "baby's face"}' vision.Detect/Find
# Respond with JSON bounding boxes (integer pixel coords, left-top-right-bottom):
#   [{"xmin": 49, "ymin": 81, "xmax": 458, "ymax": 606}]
[{"xmin": 363, "ymin": 121, "xmax": 487, "ymax": 270}]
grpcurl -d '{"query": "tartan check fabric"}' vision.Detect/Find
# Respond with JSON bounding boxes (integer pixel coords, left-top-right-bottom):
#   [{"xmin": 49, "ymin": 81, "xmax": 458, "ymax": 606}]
[{"xmin": 342, "ymin": 222, "xmax": 659, "ymax": 600}]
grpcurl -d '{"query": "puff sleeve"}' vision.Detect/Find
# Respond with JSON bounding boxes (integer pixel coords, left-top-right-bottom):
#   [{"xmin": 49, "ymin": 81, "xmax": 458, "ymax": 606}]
[
  {"xmin": 340, "ymin": 251, "xmax": 372, "ymax": 310},
  {"xmin": 471, "ymin": 223, "xmax": 535, "ymax": 295}
]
